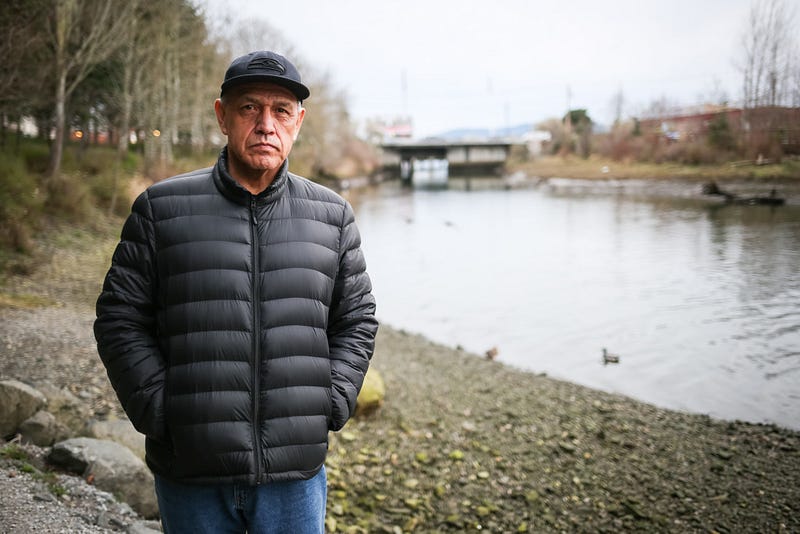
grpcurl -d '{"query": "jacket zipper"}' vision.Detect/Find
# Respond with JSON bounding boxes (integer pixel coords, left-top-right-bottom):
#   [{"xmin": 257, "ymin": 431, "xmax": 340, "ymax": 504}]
[{"xmin": 250, "ymin": 197, "xmax": 264, "ymax": 482}]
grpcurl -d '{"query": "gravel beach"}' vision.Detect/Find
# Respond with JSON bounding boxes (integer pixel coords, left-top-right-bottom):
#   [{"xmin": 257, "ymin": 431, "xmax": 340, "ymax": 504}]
[{"xmin": 1, "ymin": 222, "xmax": 799, "ymax": 533}]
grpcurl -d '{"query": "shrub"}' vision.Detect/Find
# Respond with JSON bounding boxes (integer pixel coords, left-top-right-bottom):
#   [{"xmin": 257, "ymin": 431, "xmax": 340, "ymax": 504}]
[
  {"xmin": 17, "ymin": 142, "xmax": 50, "ymax": 175},
  {"xmin": 707, "ymin": 114, "xmax": 736, "ymax": 152},
  {"xmin": 662, "ymin": 141, "xmax": 729, "ymax": 165},
  {"xmin": 57, "ymin": 144, "xmax": 146, "ymax": 217},
  {"xmin": 44, "ymin": 172, "xmax": 94, "ymax": 221},
  {"xmin": 81, "ymin": 150, "xmax": 140, "ymax": 216},
  {"xmin": 0, "ymin": 149, "xmax": 44, "ymax": 251}
]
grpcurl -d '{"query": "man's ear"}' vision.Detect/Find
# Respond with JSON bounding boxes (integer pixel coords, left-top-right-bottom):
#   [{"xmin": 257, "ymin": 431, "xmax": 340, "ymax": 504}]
[
  {"xmin": 214, "ymin": 98, "xmax": 228, "ymax": 136},
  {"xmin": 293, "ymin": 107, "xmax": 306, "ymax": 140}
]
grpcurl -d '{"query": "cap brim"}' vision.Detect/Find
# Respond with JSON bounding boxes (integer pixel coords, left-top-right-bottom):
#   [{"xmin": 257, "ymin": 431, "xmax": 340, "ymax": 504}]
[{"xmin": 220, "ymin": 74, "xmax": 310, "ymax": 101}]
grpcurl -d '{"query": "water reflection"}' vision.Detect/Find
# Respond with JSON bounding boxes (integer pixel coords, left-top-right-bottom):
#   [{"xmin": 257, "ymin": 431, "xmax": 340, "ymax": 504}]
[{"xmin": 347, "ymin": 180, "xmax": 800, "ymax": 430}]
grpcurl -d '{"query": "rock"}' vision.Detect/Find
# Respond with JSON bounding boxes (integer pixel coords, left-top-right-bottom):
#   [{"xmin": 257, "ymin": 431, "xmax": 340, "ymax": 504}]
[
  {"xmin": 340, "ymin": 431, "xmax": 357, "ymax": 442},
  {"xmin": 48, "ymin": 437, "xmax": 158, "ymax": 518},
  {"xmin": 18, "ymin": 410, "xmax": 71, "ymax": 446},
  {"xmin": 97, "ymin": 510, "xmax": 128, "ymax": 529},
  {"xmin": 324, "ymin": 516, "xmax": 337, "ymax": 533},
  {"xmin": 712, "ymin": 449, "xmax": 733, "ymax": 461},
  {"xmin": 404, "ymin": 497, "xmax": 421, "ymax": 509},
  {"xmin": 558, "ymin": 441, "xmax": 576, "ymax": 453},
  {"xmin": 33, "ymin": 491, "xmax": 57, "ymax": 503},
  {"xmin": 449, "ymin": 449, "xmax": 465, "ymax": 461},
  {"xmin": 128, "ymin": 520, "xmax": 164, "ymax": 533},
  {"xmin": 32, "ymin": 381, "xmax": 92, "ymax": 435},
  {"xmin": 355, "ymin": 367, "xmax": 385, "ymax": 417},
  {"xmin": 87, "ymin": 418, "xmax": 146, "ymax": 460},
  {"xmin": 0, "ymin": 379, "xmax": 47, "ymax": 438},
  {"xmin": 461, "ymin": 421, "xmax": 477, "ymax": 433}
]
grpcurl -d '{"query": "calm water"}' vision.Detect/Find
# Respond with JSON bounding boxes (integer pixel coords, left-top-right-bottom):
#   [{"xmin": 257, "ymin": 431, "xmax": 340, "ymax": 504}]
[{"xmin": 347, "ymin": 178, "xmax": 800, "ymax": 430}]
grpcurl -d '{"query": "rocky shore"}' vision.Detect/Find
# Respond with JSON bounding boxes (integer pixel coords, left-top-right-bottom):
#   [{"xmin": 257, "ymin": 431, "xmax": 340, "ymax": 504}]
[{"xmin": 1, "ymin": 222, "xmax": 799, "ymax": 533}]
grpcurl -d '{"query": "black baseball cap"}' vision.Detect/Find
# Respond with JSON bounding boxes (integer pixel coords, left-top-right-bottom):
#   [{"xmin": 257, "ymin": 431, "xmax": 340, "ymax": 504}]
[{"xmin": 220, "ymin": 51, "xmax": 310, "ymax": 101}]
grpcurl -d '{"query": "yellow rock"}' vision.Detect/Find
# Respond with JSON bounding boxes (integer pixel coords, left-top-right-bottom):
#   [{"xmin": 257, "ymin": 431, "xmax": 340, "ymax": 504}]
[{"xmin": 355, "ymin": 367, "xmax": 385, "ymax": 417}]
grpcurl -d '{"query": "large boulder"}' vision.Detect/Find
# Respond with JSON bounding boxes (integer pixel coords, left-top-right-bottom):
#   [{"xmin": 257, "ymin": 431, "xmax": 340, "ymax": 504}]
[
  {"xmin": 355, "ymin": 367, "xmax": 385, "ymax": 417},
  {"xmin": 49, "ymin": 437, "xmax": 158, "ymax": 519},
  {"xmin": 33, "ymin": 381, "xmax": 92, "ymax": 435},
  {"xmin": 18, "ymin": 410, "xmax": 71, "ymax": 446},
  {"xmin": 0, "ymin": 379, "xmax": 47, "ymax": 438},
  {"xmin": 87, "ymin": 418, "xmax": 146, "ymax": 460}
]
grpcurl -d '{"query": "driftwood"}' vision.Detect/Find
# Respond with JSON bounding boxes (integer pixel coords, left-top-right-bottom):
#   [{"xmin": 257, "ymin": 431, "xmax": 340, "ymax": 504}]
[{"xmin": 701, "ymin": 181, "xmax": 785, "ymax": 206}]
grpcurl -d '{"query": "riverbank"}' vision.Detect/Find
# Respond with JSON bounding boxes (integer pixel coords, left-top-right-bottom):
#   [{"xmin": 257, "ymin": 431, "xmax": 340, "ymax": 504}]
[
  {"xmin": 1, "ymin": 221, "xmax": 799, "ymax": 532},
  {"xmin": 511, "ymin": 154, "xmax": 800, "ymax": 183}
]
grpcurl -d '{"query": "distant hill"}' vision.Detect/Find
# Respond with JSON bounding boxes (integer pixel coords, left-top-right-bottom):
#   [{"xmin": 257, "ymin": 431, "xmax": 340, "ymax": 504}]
[
  {"xmin": 431, "ymin": 121, "xmax": 609, "ymax": 140},
  {"xmin": 434, "ymin": 123, "xmax": 535, "ymax": 140}
]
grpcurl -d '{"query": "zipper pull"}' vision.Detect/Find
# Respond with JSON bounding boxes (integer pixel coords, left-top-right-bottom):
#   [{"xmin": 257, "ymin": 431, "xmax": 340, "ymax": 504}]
[{"xmin": 250, "ymin": 198, "xmax": 257, "ymax": 225}]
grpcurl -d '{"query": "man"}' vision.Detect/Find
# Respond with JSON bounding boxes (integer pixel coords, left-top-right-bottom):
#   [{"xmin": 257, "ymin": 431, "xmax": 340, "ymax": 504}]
[{"xmin": 94, "ymin": 50, "xmax": 378, "ymax": 533}]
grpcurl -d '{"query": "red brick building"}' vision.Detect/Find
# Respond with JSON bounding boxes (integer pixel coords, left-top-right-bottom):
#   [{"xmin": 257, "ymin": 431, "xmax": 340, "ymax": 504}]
[{"xmin": 639, "ymin": 106, "xmax": 800, "ymax": 155}]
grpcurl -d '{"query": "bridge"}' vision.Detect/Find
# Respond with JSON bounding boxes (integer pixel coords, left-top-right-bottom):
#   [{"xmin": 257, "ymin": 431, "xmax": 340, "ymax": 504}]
[{"xmin": 380, "ymin": 139, "xmax": 517, "ymax": 186}]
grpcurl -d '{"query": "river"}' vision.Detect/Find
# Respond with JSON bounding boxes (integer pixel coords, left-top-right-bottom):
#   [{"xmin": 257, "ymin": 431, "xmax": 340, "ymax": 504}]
[{"xmin": 345, "ymin": 177, "xmax": 800, "ymax": 430}]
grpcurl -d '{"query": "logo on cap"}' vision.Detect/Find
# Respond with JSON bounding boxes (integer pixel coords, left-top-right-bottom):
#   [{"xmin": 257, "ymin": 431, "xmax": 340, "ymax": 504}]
[{"xmin": 247, "ymin": 57, "xmax": 286, "ymax": 74}]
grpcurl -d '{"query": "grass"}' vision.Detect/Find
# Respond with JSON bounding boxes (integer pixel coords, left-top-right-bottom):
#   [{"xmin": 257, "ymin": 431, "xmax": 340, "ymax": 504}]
[
  {"xmin": 0, "ymin": 443, "xmax": 67, "ymax": 498},
  {"xmin": 0, "ymin": 292, "xmax": 56, "ymax": 310},
  {"xmin": 1, "ymin": 443, "xmax": 29, "ymax": 461},
  {"xmin": 0, "ymin": 139, "xmax": 218, "ymax": 279},
  {"xmin": 0, "ymin": 216, "xmax": 122, "ymax": 309}
]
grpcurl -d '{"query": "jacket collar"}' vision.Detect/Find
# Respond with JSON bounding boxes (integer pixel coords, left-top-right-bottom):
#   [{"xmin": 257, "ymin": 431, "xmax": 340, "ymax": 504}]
[{"xmin": 212, "ymin": 147, "xmax": 288, "ymax": 205}]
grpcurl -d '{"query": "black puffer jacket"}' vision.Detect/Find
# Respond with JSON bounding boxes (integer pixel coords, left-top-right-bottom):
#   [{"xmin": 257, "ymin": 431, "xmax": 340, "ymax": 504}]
[{"xmin": 94, "ymin": 150, "xmax": 377, "ymax": 484}]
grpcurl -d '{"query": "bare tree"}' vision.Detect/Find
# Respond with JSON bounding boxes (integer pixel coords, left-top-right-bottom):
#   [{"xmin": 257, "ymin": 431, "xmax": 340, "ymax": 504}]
[
  {"xmin": 0, "ymin": 1, "xmax": 45, "ymax": 99},
  {"xmin": 46, "ymin": 0, "xmax": 135, "ymax": 180},
  {"xmin": 100, "ymin": 0, "xmax": 143, "ymax": 215},
  {"xmin": 126, "ymin": 0, "xmax": 220, "ymax": 177},
  {"xmin": 222, "ymin": 17, "xmax": 301, "ymax": 61},
  {"xmin": 170, "ymin": 3, "xmax": 220, "ymax": 156},
  {"xmin": 790, "ymin": 46, "xmax": 800, "ymax": 106},
  {"xmin": 697, "ymin": 77, "xmax": 730, "ymax": 107},
  {"xmin": 213, "ymin": 17, "xmax": 373, "ymax": 179},
  {"xmin": 637, "ymin": 96, "xmax": 682, "ymax": 121},
  {"xmin": 737, "ymin": 0, "xmax": 800, "ymax": 158},
  {"xmin": 185, "ymin": 34, "xmax": 224, "ymax": 154},
  {"xmin": 739, "ymin": 0, "xmax": 797, "ymax": 108},
  {"xmin": 609, "ymin": 88, "xmax": 626, "ymax": 127},
  {"xmin": 0, "ymin": 0, "xmax": 50, "ymax": 145}
]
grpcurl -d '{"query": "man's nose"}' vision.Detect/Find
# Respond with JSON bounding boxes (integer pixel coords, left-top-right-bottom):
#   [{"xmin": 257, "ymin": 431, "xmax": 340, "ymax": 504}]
[{"xmin": 254, "ymin": 109, "xmax": 275, "ymax": 134}]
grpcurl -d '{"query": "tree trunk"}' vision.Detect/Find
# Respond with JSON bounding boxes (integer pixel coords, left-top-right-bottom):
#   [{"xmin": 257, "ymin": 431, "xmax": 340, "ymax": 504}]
[
  {"xmin": 109, "ymin": 18, "xmax": 137, "ymax": 216},
  {"xmin": 160, "ymin": 48, "xmax": 176, "ymax": 167},
  {"xmin": 47, "ymin": 71, "xmax": 67, "ymax": 182},
  {"xmin": 190, "ymin": 57, "xmax": 204, "ymax": 153}
]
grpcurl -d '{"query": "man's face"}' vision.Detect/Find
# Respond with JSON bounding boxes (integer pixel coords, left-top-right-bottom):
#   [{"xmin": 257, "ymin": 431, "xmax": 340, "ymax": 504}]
[{"xmin": 214, "ymin": 82, "xmax": 305, "ymax": 182}]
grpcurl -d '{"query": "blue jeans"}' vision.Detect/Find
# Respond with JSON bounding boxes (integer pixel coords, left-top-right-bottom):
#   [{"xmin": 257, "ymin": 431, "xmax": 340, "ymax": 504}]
[{"xmin": 154, "ymin": 467, "xmax": 327, "ymax": 534}]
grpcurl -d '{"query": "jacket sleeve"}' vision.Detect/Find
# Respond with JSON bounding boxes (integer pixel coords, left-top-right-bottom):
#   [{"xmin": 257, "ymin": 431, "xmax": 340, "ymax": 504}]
[
  {"xmin": 94, "ymin": 190, "xmax": 167, "ymax": 441},
  {"xmin": 327, "ymin": 201, "xmax": 379, "ymax": 431}
]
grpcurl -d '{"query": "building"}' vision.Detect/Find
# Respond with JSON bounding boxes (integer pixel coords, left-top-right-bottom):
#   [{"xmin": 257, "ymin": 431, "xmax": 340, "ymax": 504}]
[{"xmin": 638, "ymin": 105, "xmax": 800, "ymax": 155}]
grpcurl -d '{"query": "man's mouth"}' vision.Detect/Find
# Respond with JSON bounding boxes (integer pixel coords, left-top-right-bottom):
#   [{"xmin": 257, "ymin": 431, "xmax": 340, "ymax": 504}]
[{"xmin": 251, "ymin": 142, "xmax": 277, "ymax": 150}]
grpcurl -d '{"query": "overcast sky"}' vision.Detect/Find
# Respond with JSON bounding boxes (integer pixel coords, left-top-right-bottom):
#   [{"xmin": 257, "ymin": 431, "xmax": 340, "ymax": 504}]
[{"xmin": 205, "ymin": 0, "xmax": 762, "ymax": 137}]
